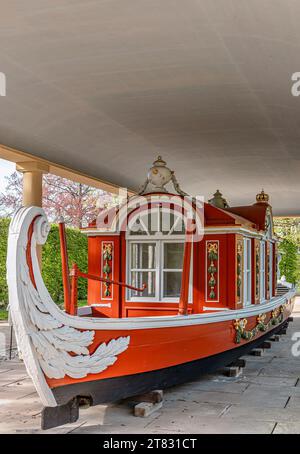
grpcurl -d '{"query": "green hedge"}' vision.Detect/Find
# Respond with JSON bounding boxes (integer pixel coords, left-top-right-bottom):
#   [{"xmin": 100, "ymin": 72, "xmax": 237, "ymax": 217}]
[
  {"xmin": 0, "ymin": 218, "xmax": 10, "ymax": 306},
  {"xmin": 279, "ymin": 237, "xmax": 299, "ymax": 286},
  {"xmin": 0, "ymin": 218, "xmax": 87, "ymax": 308},
  {"xmin": 42, "ymin": 224, "xmax": 88, "ymax": 304}
]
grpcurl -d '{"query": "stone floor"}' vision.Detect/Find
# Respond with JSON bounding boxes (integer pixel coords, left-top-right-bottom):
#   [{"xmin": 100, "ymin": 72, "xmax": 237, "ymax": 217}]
[{"xmin": 1, "ymin": 298, "xmax": 300, "ymax": 434}]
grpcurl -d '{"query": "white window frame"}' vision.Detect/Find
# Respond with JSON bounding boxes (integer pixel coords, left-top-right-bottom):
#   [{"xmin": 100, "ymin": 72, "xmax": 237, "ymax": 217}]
[
  {"xmin": 126, "ymin": 238, "xmax": 193, "ymax": 303},
  {"xmin": 243, "ymin": 238, "xmax": 252, "ymax": 306},
  {"xmin": 125, "ymin": 207, "xmax": 193, "ymax": 303},
  {"xmin": 260, "ymin": 241, "xmax": 266, "ymax": 302},
  {"xmin": 269, "ymin": 242, "xmax": 273, "ymax": 298},
  {"xmin": 161, "ymin": 239, "xmax": 185, "ymax": 302},
  {"xmin": 128, "ymin": 240, "xmax": 158, "ymax": 301}
]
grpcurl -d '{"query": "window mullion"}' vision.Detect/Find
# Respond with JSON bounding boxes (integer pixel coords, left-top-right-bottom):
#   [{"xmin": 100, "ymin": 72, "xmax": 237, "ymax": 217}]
[{"xmin": 157, "ymin": 240, "xmax": 161, "ymax": 301}]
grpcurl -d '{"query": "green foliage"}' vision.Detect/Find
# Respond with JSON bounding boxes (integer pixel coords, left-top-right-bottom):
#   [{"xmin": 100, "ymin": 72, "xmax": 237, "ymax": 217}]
[
  {"xmin": 0, "ymin": 219, "xmax": 88, "ymax": 310},
  {"xmin": 0, "ymin": 218, "xmax": 10, "ymax": 304},
  {"xmin": 278, "ymin": 238, "xmax": 299, "ymax": 285},
  {"xmin": 274, "ymin": 218, "xmax": 300, "ymax": 289},
  {"xmin": 42, "ymin": 225, "xmax": 87, "ymax": 304},
  {"xmin": 0, "ymin": 309, "xmax": 8, "ymax": 320},
  {"xmin": 274, "ymin": 217, "xmax": 300, "ymax": 239}
]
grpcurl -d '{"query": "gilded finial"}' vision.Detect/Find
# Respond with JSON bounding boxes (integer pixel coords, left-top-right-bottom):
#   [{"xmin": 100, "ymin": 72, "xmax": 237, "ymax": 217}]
[{"xmin": 256, "ymin": 189, "xmax": 269, "ymax": 204}]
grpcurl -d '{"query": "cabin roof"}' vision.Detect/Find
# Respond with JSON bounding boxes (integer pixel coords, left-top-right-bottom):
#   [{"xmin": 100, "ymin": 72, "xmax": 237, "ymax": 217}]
[
  {"xmin": 82, "ymin": 193, "xmax": 259, "ymax": 233},
  {"xmin": 224, "ymin": 203, "xmax": 270, "ymax": 231},
  {"xmin": 203, "ymin": 202, "xmax": 256, "ymax": 229}
]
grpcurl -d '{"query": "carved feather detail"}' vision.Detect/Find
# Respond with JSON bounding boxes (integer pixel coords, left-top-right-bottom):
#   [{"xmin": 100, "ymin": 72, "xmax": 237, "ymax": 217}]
[{"xmin": 7, "ymin": 206, "xmax": 130, "ymax": 388}]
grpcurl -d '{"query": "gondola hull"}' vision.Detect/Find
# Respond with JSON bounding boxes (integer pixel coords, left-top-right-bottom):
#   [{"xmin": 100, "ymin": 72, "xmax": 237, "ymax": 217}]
[
  {"xmin": 43, "ymin": 314, "xmax": 291, "ymax": 429},
  {"xmin": 6, "ymin": 207, "xmax": 296, "ymax": 430}
]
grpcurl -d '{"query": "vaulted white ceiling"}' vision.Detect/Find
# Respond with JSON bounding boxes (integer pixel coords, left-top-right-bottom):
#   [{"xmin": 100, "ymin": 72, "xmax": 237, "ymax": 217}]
[{"xmin": 0, "ymin": 1, "xmax": 300, "ymax": 214}]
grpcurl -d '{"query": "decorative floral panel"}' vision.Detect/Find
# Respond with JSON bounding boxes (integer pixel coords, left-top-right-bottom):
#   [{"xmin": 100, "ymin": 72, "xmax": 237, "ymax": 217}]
[
  {"xmin": 266, "ymin": 242, "xmax": 270, "ymax": 299},
  {"xmin": 236, "ymin": 239, "xmax": 243, "ymax": 303},
  {"xmin": 255, "ymin": 242, "xmax": 260, "ymax": 301},
  {"xmin": 206, "ymin": 241, "xmax": 219, "ymax": 302},
  {"xmin": 101, "ymin": 242, "xmax": 113, "ymax": 299},
  {"xmin": 275, "ymin": 244, "xmax": 278, "ymax": 295}
]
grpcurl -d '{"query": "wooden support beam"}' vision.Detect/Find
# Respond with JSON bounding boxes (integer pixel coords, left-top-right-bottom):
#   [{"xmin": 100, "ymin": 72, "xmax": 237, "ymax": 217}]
[
  {"xmin": 130, "ymin": 390, "xmax": 163, "ymax": 404},
  {"xmin": 250, "ymin": 348, "xmax": 264, "ymax": 356},
  {"xmin": 128, "ymin": 390, "xmax": 164, "ymax": 418},
  {"xmin": 269, "ymin": 335, "xmax": 280, "ymax": 342},
  {"xmin": 278, "ymin": 328, "xmax": 287, "ymax": 335},
  {"xmin": 224, "ymin": 366, "xmax": 243, "ymax": 378},
  {"xmin": 224, "ymin": 359, "xmax": 246, "ymax": 377},
  {"xmin": 134, "ymin": 402, "xmax": 163, "ymax": 418},
  {"xmin": 227, "ymin": 359, "xmax": 246, "ymax": 368},
  {"xmin": 259, "ymin": 341, "xmax": 272, "ymax": 349}
]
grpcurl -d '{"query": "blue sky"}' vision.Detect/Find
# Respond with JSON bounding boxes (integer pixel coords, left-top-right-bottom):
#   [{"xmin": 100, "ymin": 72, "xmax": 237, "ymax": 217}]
[{"xmin": 0, "ymin": 159, "xmax": 15, "ymax": 192}]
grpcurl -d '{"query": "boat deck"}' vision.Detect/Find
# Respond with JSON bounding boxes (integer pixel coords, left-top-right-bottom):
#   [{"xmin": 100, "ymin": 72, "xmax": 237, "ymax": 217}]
[{"xmin": 0, "ymin": 296, "xmax": 300, "ymax": 434}]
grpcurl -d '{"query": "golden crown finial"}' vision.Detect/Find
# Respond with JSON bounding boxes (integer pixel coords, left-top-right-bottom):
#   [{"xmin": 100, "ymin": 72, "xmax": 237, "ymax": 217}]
[{"xmin": 256, "ymin": 189, "xmax": 269, "ymax": 203}]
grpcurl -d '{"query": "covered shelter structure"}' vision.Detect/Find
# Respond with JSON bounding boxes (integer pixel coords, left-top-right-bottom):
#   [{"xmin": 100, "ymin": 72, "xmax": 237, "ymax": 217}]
[
  {"xmin": 1, "ymin": 2, "xmax": 300, "ymax": 432},
  {"xmin": 0, "ymin": 1, "xmax": 299, "ymax": 215}
]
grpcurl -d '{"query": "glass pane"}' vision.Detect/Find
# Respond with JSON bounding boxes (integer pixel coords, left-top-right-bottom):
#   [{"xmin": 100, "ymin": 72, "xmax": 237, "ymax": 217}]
[
  {"xmin": 247, "ymin": 241, "xmax": 251, "ymax": 269},
  {"xmin": 164, "ymin": 243, "xmax": 184, "ymax": 269},
  {"xmin": 130, "ymin": 271, "xmax": 156, "ymax": 297},
  {"xmin": 131, "ymin": 243, "xmax": 156, "ymax": 269},
  {"xmin": 161, "ymin": 209, "xmax": 173, "ymax": 234},
  {"xmin": 129, "ymin": 209, "xmax": 160, "ymax": 235},
  {"xmin": 247, "ymin": 272, "xmax": 251, "ymax": 303},
  {"xmin": 128, "ymin": 215, "xmax": 148, "ymax": 235},
  {"xmin": 160, "ymin": 208, "xmax": 186, "ymax": 235},
  {"xmin": 148, "ymin": 209, "xmax": 159, "ymax": 234},
  {"xmin": 171, "ymin": 216, "xmax": 185, "ymax": 234},
  {"xmin": 163, "ymin": 271, "xmax": 182, "ymax": 298}
]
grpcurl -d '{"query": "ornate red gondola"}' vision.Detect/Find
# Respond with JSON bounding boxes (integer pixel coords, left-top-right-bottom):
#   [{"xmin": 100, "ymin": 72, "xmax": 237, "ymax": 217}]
[{"xmin": 6, "ymin": 157, "xmax": 296, "ymax": 429}]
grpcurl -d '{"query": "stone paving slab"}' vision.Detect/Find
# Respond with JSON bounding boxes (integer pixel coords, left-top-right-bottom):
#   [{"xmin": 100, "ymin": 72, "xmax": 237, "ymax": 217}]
[
  {"xmin": 222, "ymin": 404, "xmax": 300, "ymax": 423},
  {"xmin": 0, "ymin": 298, "xmax": 299, "ymax": 434},
  {"xmin": 172, "ymin": 377, "xmax": 250, "ymax": 394},
  {"xmin": 273, "ymin": 422, "xmax": 300, "ymax": 434},
  {"xmin": 146, "ymin": 415, "xmax": 276, "ymax": 435},
  {"xmin": 237, "ymin": 375, "xmax": 298, "ymax": 387}
]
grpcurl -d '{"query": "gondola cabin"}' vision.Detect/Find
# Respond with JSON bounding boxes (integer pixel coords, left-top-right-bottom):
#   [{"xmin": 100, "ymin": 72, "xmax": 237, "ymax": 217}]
[{"xmin": 83, "ymin": 157, "xmax": 278, "ymax": 319}]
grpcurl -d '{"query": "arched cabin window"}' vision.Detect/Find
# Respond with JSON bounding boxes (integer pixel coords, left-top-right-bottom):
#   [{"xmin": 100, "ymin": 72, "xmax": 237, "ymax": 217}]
[{"xmin": 126, "ymin": 206, "xmax": 192, "ymax": 302}]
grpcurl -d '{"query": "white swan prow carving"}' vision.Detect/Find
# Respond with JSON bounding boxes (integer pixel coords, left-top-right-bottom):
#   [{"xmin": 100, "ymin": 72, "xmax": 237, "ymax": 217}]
[{"xmin": 7, "ymin": 206, "xmax": 130, "ymax": 407}]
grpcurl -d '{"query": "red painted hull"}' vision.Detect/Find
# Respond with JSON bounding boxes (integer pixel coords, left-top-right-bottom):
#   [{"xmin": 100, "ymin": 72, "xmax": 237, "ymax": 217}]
[{"xmin": 47, "ymin": 297, "xmax": 295, "ymax": 390}]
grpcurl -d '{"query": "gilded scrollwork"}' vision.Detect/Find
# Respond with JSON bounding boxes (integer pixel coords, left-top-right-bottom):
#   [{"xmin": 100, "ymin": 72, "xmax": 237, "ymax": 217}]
[{"xmin": 233, "ymin": 304, "xmax": 287, "ymax": 343}]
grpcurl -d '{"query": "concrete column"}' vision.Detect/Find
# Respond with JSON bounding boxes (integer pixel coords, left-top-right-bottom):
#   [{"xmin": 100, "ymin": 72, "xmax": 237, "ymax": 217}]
[
  {"xmin": 16, "ymin": 161, "xmax": 49, "ymax": 266},
  {"xmin": 16, "ymin": 161, "xmax": 49, "ymax": 206}
]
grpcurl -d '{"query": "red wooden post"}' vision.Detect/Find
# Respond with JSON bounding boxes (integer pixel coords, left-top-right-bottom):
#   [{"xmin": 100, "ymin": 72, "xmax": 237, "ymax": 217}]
[
  {"xmin": 58, "ymin": 219, "xmax": 71, "ymax": 313},
  {"xmin": 70, "ymin": 263, "xmax": 78, "ymax": 316},
  {"xmin": 178, "ymin": 219, "xmax": 193, "ymax": 316}
]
